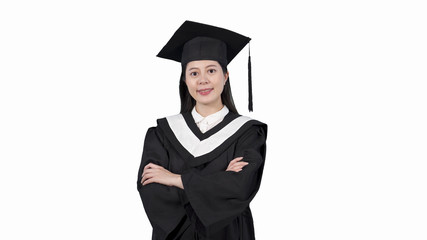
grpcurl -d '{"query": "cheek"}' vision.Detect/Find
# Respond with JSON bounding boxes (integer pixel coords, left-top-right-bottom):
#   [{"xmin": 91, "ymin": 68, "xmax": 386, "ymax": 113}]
[
  {"xmin": 216, "ymin": 78, "xmax": 226, "ymax": 92},
  {"xmin": 219, "ymin": 84, "xmax": 225, "ymax": 95},
  {"xmin": 185, "ymin": 80, "xmax": 197, "ymax": 93}
]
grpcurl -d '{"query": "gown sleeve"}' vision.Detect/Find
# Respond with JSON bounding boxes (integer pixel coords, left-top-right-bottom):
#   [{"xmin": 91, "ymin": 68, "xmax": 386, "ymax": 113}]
[
  {"xmin": 180, "ymin": 124, "xmax": 267, "ymax": 235},
  {"xmin": 137, "ymin": 127, "xmax": 187, "ymax": 239}
]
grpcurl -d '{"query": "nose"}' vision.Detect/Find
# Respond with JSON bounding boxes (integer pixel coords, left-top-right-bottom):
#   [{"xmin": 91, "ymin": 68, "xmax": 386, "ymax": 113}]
[{"xmin": 198, "ymin": 72, "xmax": 209, "ymax": 85}]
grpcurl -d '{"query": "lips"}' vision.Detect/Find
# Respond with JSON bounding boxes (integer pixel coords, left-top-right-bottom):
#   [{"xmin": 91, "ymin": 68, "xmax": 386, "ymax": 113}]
[{"xmin": 197, "ymin": 88, "xmax": 213, "ymax": 95}]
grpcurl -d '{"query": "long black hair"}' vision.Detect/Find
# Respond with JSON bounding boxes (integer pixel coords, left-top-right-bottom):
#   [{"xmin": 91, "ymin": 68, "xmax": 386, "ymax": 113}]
[{"xmin": 179, "ymin": 62, "xmax": 239, "ymax": 114}]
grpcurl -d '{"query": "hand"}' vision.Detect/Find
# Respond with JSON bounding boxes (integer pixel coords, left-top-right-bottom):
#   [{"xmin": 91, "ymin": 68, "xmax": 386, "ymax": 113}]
[
  {"xmin": 226, "ymin": 157, "xmax": 248, "ymax": 172},
  {"xmin": 141, "ymin": 163, "xmax": 184, "ymax": 189}
]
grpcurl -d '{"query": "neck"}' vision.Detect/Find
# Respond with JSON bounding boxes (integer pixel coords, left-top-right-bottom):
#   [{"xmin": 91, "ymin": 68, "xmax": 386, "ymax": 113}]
[{"xmin": 195, "ymin": 102, "xmax": 224, "ymax": 117}]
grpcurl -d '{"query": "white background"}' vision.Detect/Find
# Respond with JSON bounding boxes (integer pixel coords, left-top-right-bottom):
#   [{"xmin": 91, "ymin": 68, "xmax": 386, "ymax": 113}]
[{"xmin": 1, "ymin": 0, "xmax": 426, "ymax": 239}]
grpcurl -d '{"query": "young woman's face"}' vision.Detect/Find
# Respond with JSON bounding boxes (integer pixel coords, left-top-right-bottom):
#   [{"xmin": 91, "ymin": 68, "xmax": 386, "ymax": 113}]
[{"xmin": 185, "ymin": 60, "xmax": 228, "ymax": 108}]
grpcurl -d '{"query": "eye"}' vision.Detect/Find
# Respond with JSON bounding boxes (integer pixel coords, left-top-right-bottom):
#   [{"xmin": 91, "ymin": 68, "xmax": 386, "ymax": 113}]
[
  {"xmin": 190, "ymin": 71, "xmax": 199, "ymax": 77},
  {"xmin": 208, "ymin": 69, "xmax": 217, "ymax": 74}
]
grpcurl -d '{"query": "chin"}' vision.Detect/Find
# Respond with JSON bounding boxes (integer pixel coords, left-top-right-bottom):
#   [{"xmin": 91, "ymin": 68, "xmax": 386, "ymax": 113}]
[{"xmin": 196, "ymin": 100, "xmax": 213, "ymax": 106}]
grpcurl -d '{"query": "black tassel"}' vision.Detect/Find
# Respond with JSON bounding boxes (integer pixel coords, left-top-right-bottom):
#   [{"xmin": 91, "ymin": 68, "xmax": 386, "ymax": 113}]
[{"xmin": 248, "ymin": 43, "xmax": 253, "ymax": 112}]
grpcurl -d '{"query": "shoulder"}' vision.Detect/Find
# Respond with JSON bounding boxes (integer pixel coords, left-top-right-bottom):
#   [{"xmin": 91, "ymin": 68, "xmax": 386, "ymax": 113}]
[
  {"xmin": 154, "ymin": 113, "xmax": 183, "ymax": 126},
  {"xmin": 144, "ymin": 121, "xmax": 168, "ymax": 145},
  {"xmin": 238, "ymin": 114, "xmax": 268, "ymax": 136},
  {"xmin": 142, "ymin": 113, "xmax": 182, "ymax": 133},
  {"xmin": 144, "ymin": 113, "xmax": 183, "ymax": 142},
  {"xmin": 218, "ymin": 113, "xmax": 268, "ymax": 144},
  {"xmin": 234, "ymin": 116, "xmax": 268, "ymax": 154},
  {"xmin": 144, "ymin": 126, "xmax": 162, "ymax": 141}
]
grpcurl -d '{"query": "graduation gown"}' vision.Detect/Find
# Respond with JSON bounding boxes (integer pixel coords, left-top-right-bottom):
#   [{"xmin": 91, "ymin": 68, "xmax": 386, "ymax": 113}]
[{"xmin": 137, "ymin": 111, "xmax": 267, "ymax": 240}]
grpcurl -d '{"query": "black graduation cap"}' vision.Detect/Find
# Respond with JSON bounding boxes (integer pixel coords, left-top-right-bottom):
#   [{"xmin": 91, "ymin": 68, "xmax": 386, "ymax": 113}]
[{"xmin": 157, "ymin": 20, "xmax": 254, "ymax": 112}]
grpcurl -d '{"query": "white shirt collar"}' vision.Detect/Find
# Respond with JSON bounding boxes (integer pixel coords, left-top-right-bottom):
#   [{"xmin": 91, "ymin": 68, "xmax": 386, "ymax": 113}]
[{"xmin": 191, "ymin": 105, "xmax": 229, "ymax": 125}]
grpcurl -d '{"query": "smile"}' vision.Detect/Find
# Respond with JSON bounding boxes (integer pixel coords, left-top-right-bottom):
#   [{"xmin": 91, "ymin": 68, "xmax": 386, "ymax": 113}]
[{"xmin": 197, "ymin": 88, "xmax": 213, "ymax": 96}]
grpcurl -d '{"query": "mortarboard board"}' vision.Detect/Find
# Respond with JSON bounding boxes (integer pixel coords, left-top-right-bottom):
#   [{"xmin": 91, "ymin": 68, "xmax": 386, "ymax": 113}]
[{"xmin": 157, "ymin": 20, "xmax": 254, "ymax": 112}]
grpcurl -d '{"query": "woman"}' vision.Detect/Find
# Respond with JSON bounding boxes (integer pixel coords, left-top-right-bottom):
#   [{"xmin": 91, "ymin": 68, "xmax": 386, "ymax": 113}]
[{"xmin": 137, "ymin": 20, "xmax": 267, "ymax": 240}]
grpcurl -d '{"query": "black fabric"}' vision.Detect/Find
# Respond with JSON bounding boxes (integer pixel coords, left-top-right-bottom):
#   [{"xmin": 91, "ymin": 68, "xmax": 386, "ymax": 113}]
[
  {"xmin": 136, "ymin": 127, "xmax": 188, "ymax": 239},
  {"xmin": 156, "ymin": 20, "xmax": 250, "ymax": 66},
  {"xmin": 248, "ymin": 53, "xmax": 253, "ymax": 112},
  {"xmin": 181, "ymin": 37, "xmax": 228, "ymax": 67},
  {"xmin": 137, "ymin": 116, "xmax": 267, "ymax": 240}
]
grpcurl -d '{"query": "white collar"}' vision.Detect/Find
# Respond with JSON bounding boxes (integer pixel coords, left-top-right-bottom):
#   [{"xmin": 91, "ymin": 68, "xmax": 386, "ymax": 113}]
[
  {"xmin": 191, "ymin": 105, "xmax": 229, "ymax": 125},
  {"xmin": 165, "ymin": 112, "xmax": 252, "ymax": 157}
]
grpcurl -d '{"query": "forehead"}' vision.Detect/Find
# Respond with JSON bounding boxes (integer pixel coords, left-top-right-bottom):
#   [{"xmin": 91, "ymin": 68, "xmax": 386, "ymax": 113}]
[{"xmin": 186, "ymin": 60, "xmax": 220, "ymax": 69}]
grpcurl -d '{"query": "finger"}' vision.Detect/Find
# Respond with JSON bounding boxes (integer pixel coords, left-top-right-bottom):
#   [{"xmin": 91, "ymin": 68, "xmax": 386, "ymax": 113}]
[
  {"xmin": 141, "ymin": 172, "xmax": 154, "ymax": 184},
  {"xmin": 228, "ymin": 157, "xmax": 244, "ymax": 167},
  {"xmin": 230, "ymin": 163, "xmax": 249, "ymax": 171},
  {"xmin": 227, "ymin": 166, "xmax": 243, "ymax": 172},
  {"xmin": 228, "ymin": 167, "xmax": 242, "ymax": 173},
  {"xmin": 229, "ymin": 157, "xmax": 244, "ymax": 164},
  {"xmin": 227, "ymin": 162, "xmax": 247, "ymax": 169},
  {"xmin": 231, "ymin": 157, "xmax": 244, "ymax": 163},
  {"xmin": 141, "ymin": 174, "xmax": 148, "ymax": 184},
  {"xmin": 144, "ymin": 163, "xmax": 163, "ymax": 171},
  {"xmin": 142, "ymin": 178, "xmax": 155, "ymax": 186},
  {"xmin": 144, "ymin": 163, "xmax": 159, "ymax": 171},
  {"xmin": 142, "ymin": 168, "xmax": 155, "ymax": 177},
  {"xmin": 233, "ymin": 167, "xmax": 245, "ymax": 172},
  {"xmin": 143, "ymin": 163, "xmax": 153, "ymax": 171},
  {"xmin": 231, "ymin": 161, "xmax": 249, "ymax": 166},
  {"xmin": 232, "ymin": 165, "xmax": 245, "ymax": 171},
  {"xmin": 228, "ymin": 162, "xmax": 248, "ymax": 169}
]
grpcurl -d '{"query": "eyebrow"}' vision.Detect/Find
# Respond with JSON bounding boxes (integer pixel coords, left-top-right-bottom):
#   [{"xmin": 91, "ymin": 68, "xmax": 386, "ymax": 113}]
[{"xmin": 187, "ymin": 65, "xmax": 219, "ymax": 71}]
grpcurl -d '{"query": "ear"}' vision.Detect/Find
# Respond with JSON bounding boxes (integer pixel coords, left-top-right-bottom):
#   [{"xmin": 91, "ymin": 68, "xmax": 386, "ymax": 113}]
[{"xmin": 224, "ymin": 71, "xmax": 229, "ymax": 84}]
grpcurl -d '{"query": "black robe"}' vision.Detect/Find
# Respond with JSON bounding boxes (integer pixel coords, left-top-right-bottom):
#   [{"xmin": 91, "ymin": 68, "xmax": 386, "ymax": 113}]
[{"xmin": 137, "ymin": 111, "xmax": 267, "ymax": 240}]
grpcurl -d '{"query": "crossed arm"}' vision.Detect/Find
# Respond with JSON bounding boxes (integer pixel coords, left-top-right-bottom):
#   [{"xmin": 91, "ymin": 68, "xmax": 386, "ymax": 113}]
[{"xmin": 140, "ymin": 157, "xmax": 249, "ymax": 189}]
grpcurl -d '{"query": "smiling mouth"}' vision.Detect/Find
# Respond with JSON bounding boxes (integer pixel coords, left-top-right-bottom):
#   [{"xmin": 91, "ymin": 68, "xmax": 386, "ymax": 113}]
[{"xmin": 197, "ymin": 88, "xmax": 213, "ymax": 95}]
